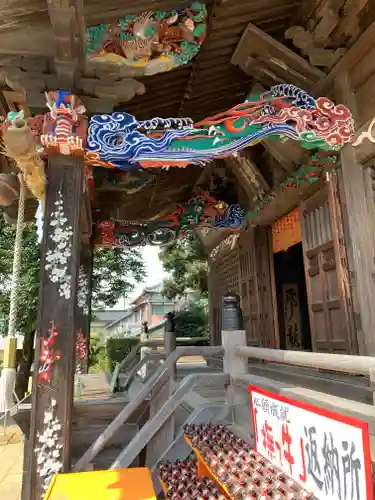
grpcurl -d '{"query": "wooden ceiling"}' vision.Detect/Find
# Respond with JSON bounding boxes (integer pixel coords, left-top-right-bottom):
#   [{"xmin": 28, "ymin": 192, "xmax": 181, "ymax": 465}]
[
  {"xmin": 0, "ymin": 0, "xmax": 299, "ymax": 119},
  {"xmin": 1, "ymin": 0, "xmax": 375, "ymax": 120},
  {"xmin": 2, "ymin": 0, "xmax": 375, "ymax": 226}
]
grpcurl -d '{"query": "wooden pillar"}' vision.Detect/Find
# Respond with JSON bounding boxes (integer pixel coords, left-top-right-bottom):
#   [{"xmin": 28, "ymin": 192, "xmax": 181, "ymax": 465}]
[
  {"xmin": 23, "ymin": 155, "xmax": 84, "ymax": 500},
  {"xmin": 335, "ymin": 73, "xmax": 375, "ymax": 355},
  {"xmin": 75, "ymin": 244, "xmax": 93, "ymax": 376}
]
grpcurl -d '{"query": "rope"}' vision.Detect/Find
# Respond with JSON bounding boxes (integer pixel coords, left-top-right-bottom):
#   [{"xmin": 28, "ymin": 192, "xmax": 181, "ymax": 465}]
[{"xmin": 7, "ymin": 173, "xmax": 25, "ymax": 339}]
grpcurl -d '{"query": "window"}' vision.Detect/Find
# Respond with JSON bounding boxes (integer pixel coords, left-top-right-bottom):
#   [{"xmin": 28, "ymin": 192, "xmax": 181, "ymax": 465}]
[
  {"xmin": 152, "ymin": 305, "xmax": 165, "ymax": 316},
  {"xmin": 152, "ymin": 304, "xmax": 173, "ymax": 316}
]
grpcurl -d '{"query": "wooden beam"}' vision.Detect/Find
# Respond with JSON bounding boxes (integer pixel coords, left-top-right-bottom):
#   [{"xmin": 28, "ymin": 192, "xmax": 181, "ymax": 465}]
[
  {"xmin": 316, "ymin": 19, "xmax": 375, "ymax": 95},
  {"xmin": 261, "ymin": 140, "xmax": 298, "ymax": 174},
  {"xmin": 24, "ymin": 154, "xmax": 84, "ymax": 499},
  {"xmin": 225, "ymin": 152, "xmax": 269, "ymax": 206},
  {"xmin": 231, "ymin": 22, "xmax": 325, "ymax": 91},
  {"xmin": 46, "ymin": 0, "xmax": 86, "ymax": 90},
  {"xmin": 334, "ymin": 72, "xmax": 375, "ymax": 356}
]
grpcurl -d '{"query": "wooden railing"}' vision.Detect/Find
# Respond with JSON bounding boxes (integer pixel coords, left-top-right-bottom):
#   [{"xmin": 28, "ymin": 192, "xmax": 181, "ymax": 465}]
[
  {"xmin": 74, "ymin": 345, "xmax": 224, "ymax": 472},
  {"xmin": 76, "ymin": 325, "xmax": 375, "ymax": 474},
  {"xmin": 234, "ymin": 345, "xmax": 375, "ymax": 377},
  {"xmin": 110, "ymin": 372, "xmax": 229, "ymax": 470}
]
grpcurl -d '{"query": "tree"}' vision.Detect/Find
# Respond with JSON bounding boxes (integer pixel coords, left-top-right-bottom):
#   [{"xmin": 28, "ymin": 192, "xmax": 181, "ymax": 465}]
[
  {"xmin": 159, "ymin": 237, "xmax": 208, "ymax": 299},
  {"xmin": 173, "ymin": 301, "xmax": 209, "ymax": 338},
  {"xmin": 0, "ymin": 217, "xmax": 145, "ymax": 396}
]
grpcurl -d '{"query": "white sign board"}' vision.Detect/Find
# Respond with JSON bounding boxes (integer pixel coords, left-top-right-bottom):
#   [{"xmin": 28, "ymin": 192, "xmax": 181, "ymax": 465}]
[{"xmin": 249, "ymin": 385, "xmax": 373, "ymax": 500}]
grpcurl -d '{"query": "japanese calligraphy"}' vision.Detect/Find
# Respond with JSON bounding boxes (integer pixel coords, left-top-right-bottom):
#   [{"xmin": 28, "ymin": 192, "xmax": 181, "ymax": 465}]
[
  {"xmin": 282, "ymin": 283, "xmax": 302, "ymax": 349},
  {"xmin": 250, "ymin": 386, "xmax": 372, "ymax": 500},
  {"xmin": 304, "ymin": 426, "xmax": 324, "ymax": 489},
  {"xmin": 253, "ymin": 396, "xmax": 290, "ymax": 423}
]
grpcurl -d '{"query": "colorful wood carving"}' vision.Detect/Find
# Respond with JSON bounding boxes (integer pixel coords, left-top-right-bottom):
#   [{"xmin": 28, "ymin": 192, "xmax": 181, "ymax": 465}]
[
  {"xmin": 39, "ymin": 91, "xmax": 87, "ymax": 156},
  {"xmin": 11, "ymin": 91, "xmax": 88, "ymax": 158},
  {"xmin": 86, "ymin": 3, "xmax": 207, "ymax": 75},
  {"xmin": 87, "ymin": 84, "xmax": 354, "ymax": 170},
  {"xmin": 97, "ymin": 196, "xmax": 246, "ymax": 247},
  {"xmin": 246, "ymin": 153, "xmax": 338, "ymax": 225}
]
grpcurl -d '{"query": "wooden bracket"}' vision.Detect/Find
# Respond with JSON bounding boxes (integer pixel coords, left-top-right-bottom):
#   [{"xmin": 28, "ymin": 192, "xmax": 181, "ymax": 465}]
[
  {"xmin": 225, "ymin": 152, "xmax": 269, "ymax": 206},
  {"xmin": 232, "ymin": 22, "xmax": 325, "ymax": 91},
  {"xmin": 46, "ymin": 0, "xmax": 86, "ymax": 90}
]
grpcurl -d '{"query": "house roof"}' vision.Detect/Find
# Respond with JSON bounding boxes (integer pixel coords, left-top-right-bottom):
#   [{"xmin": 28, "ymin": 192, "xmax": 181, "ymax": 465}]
[
  {"xmin": 106, "ymin": 308, "xmax": 135, "ymax": 329},
  {"xmin": 131, "ymin": 282, "xmax": 164, "ymax": 305},
  {"xmin": 91, "ymin": 310, "xmax": 130, "ymax": 325}
]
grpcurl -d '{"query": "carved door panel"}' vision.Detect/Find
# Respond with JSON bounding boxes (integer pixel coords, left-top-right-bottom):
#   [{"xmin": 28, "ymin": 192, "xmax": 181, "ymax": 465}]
[
  {"xmin": 301, "ymin": 186, "xmax": 355, "ymax": 353},
  {"xmin": 254, "ymin": 227, "xmax": 277, "ymax": 348},
  {"xmin": 238, "ymin": 228, "xmax": 276, "ymax": 347},
  {"xmin": 238, "ymin": 230, "xmax": 260, "ymax": 346}
]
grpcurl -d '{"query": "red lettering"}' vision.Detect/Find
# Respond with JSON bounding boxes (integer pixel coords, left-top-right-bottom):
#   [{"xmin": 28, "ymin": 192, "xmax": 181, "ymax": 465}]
[
  {"xmin": 261, "ymin": 420, "xmax": 275, "ymax": 458},
  {"xmin": 275, "ymin": 440, "xmax": 283, "ymax": 465},
  {"xmin": 299, "ymin": 437, "xmax": 307, "ymax": 483},
  {"xmin": 281, "ymin": 423, "xmax": 295, "ymax": 475}
]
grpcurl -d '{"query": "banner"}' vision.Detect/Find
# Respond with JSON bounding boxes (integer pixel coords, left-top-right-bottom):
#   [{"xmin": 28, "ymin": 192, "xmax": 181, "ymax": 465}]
[
  {"xmin": 249, "ymin": 385, "xmax": 373, "ymax": 500},
  {"xmin": 272, "ymin": 207, "xmax": 302, "ymax": 253}
]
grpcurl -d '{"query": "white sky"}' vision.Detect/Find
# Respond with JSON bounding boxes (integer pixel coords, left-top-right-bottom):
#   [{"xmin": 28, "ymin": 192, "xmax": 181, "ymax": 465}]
[{"xmin": 112, "ymin": 246, "xmax": 167, "ymax": 310}]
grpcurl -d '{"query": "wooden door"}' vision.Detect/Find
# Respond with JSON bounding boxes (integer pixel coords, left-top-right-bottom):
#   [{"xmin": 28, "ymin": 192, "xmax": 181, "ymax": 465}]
[
  {"xmin": 238, "ymin": 227, "xmax": 276, "ymax": 347},
  {"xmin": 254, "ymin": 227, "xmax": 278, "ymax": 348},
  {"xmin": 238, "ymin": 229, "xmax": 260, "ymax": 346},
  {"xmin": 301, "ymin": 186, "xmax": 356, "ymax": 353}
]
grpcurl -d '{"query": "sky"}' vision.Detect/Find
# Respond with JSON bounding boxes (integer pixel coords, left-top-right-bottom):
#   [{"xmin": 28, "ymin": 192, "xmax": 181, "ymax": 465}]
[{"xmin": 113, "ymin": 246, "xmax": 167, "ymax": 310}]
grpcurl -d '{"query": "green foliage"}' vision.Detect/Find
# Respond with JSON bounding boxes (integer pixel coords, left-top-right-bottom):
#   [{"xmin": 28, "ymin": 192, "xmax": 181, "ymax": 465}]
[
  {"xmin": 89, "ymin": 336, "xmax": 109, "ymax": 373},
  {"xmin": 106, "ymin": 337, "xmax": 139, "ymax": 372},
  {"xmin": 0, "ymin": 218, "xmax": 40, "ymax": 335},
  {"xmin": 159, "ymin": 238, "xmax": 208, "ymax": 300},
  {"xmin": 0, "ymin": 218, "xmax": 146, "ymax": 336},
  {"xmin": 92, "ymin": 247, "xmax": 145, "ymax": 309},
  {"xmin": 173, "ymin": 302, "xmax": 209, "ymax": 338}
]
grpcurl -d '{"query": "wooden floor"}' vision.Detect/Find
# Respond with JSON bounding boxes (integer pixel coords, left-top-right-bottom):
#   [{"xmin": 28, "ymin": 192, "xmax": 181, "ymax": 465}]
[{"xmin": 75, "ymin": 372, "xmax": 115, "ymax": 401}]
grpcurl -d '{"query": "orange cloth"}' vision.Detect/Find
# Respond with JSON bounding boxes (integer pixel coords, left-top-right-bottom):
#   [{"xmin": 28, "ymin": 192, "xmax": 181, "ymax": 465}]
[
  {"xmin": 272, "ymin": 207, "xmax": 302, "ymax": 253},
  {"xmin": 44, "ymin": 467, "xmax": 157, "ymax": 500}
]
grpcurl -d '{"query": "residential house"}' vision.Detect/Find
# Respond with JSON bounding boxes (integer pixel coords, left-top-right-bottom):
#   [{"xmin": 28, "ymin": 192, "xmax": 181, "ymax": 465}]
[
  {"xmin": 105, "ymin": 283, "xmax": 193, "ymax": 339},
  {"xmin": 91, "ymin": 309, "xmax": 130, "ymax": 344}
]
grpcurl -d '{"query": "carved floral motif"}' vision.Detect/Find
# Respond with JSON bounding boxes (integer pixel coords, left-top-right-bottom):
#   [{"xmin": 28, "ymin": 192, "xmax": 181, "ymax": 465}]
[
  {"xmin": 35, "ymin": 399, "xmax": 63, "ymax": 496},
  {"xmin": 75, "ymin": 328, "xmax": 88, "ymax": 375},
  {"xmin": 77, "ymin": 266, "xmax": 89, "ymax": 316},
  {"xmin": 45, "ymin": 191, "xmax": 73, "ymax": 299}
]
